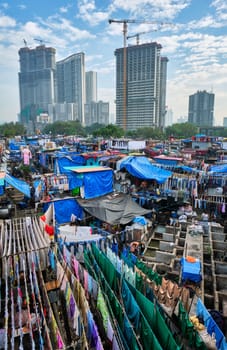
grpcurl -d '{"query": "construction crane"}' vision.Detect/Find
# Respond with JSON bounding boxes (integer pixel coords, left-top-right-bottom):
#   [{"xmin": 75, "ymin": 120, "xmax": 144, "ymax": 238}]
[
  {"xmin": 108, "ymin": 19, "xmax": 172, "ymax": 130},
  {"xmin": 34, "ymin": 38, "xmax": 50, "ymax": 45},
  {"xmin": 127, "ymin": 29, "xmax": 158, "ymax": 45}
]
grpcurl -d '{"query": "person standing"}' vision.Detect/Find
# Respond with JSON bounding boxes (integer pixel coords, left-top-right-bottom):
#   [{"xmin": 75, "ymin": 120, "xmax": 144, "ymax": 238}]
[{"xmin": 70, "ymin": 213, "xmax": 78, "ymax": 235}]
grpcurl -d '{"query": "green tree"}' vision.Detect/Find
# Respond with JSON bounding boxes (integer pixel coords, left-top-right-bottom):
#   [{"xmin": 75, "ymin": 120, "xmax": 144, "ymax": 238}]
[
  {"xmin": 42, "ymin": 120, "xmax": 86, "ymax": 136},
  {"xmin": 0, "ymin": 122, "xmax": 26, "ymax": 137},
  {"xmin": 165, "ymin": 123, "xmax": 198, "ymax": 138},
  {"xmin": 93, "ymin": 124, "xmax": 124, "ymax": 138},
  {"xmin": 85, "ymin": 123, "xmax": 105, "ymax": 135}
]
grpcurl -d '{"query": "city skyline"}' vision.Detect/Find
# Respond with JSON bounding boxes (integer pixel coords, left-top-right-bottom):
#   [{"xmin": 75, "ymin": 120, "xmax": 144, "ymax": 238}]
[{"xmin": 1, "ymin": 0, "xmax": 227, "ymax": 126}]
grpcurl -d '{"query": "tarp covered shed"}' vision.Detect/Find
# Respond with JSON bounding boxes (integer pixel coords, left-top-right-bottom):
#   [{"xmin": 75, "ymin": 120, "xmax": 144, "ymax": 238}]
[
  {"xmin": 55, "ymin": 154, "xmax": 85, "ymax": 174},
  {"xmin": 118, "ymin": 156, "xmax": 172, "ymax": 184},
  {"xmin": 64, "ymin": 165, "xmax": 113, "ymax": 199},
  {"xmin": 1, "ymin": 173, "xmax": 31, "ymax": 198},
  {"xmin": 77, "ymin": 192, "xmax": 151, "ymax": 225}
]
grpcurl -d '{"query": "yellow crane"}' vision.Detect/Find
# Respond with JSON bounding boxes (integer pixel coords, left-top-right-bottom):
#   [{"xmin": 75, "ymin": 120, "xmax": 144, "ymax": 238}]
[{"xmin": 108, "ymin": 19, "xmax": 171, "ymax": 130}]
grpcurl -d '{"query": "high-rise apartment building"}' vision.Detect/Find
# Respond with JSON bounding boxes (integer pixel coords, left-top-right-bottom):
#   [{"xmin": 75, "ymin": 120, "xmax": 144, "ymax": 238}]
[
  {"xmin": 56, "ymin": 53, "xmax": 85, "ymax": 125},
  {"xmin": 84, "ymin": 101, "xmax": 109, "ymax": 126},
  {"xmin": 159, "ymin": 57, "xmax": 168, "ymax": 128},
  {"xmin": 188, "ymin": 90, "xmax": 214, "ymax": 127},
  {"xmin": 18, "ymin": 45, "xmax": 56, "ymax": 125},
  {"xmin": 114, "ymin": 42, "xmax": 167, "ymax": 130},
  {"xmin": 86, "ymin": 71, "xmax": 97, "ymax": 103}
]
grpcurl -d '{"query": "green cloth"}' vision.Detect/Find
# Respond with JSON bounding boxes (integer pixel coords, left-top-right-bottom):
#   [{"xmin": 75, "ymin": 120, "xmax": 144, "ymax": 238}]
[
  {"xmin": 136, "ymin": 260, "xmax": 162, "ymax": 285},
  {"xmin": 92, "ymin": 243, "xmax": 117, "ymax": 291},
  {"xmin": 140, "ymin": 315, "xmax": 162, "ymax": 350},
  {"xmin": 97, "ymin": 289, "xmax": 109, "ymax": 332},
  {"xmin": 135, "ymin": 272, "xmax": 143, "ymax": 292},
  {"xmin": 135, "ymin": 285, "xmax": 180, "ymax": 350},
  {"xmin": 178, "ymin": 301, "xmax": 195, "ymax": 346}
]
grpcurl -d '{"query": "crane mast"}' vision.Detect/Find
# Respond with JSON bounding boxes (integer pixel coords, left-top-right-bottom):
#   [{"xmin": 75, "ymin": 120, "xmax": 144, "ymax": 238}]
[{"xmin": 108, "ymin": 19, "xmax": 133, "ymax": 130}]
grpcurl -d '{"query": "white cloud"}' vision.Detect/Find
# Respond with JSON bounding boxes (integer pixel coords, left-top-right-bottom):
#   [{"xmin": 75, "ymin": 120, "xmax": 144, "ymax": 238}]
[
  {"xmin": 109, "ymin": 0, "xmax": 191, "ymax": 20},
  {"xmin": 18, "ymin": 4, "xmax": 26, "ymax": 10},
  {"xmin": 211, "ymin": 0, "xmax": 227, "ymax": 11},
  {"xmin": 0, "ymin": 14, "xmax": 16, "ymax": 27},
  {"xmin": 59, "ymin": 7, "xmax": 69, "ymax": 13},
  {"xmin": 77, "ymin": 0, "xmax": 110, "ymax": 25}
]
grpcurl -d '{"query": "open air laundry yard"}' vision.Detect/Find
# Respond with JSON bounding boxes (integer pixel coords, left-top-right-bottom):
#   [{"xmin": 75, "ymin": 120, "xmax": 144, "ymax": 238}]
[{"xmin": 0, "ymin": 134, "xmax": 227, "ymax": 349}]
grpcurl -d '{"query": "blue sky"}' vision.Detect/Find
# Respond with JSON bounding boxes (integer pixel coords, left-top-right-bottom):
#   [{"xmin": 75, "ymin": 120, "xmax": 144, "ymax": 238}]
[{"xmin": 0, "ymin": 0, "xmax": 227, "ymax": 126}]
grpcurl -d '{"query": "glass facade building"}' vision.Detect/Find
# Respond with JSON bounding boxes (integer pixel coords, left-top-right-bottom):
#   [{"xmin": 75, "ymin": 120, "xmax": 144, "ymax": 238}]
[
  {"xmin": 18, "ymin": 45, "xmax": 56, "ymax": 124},
  {"xmin": 56, "ymin": 53, "xmax": 85, "ymax": 125},
  {"xmin": 188, "ymin": 90, "xmax": 214, "ymax": 127}
]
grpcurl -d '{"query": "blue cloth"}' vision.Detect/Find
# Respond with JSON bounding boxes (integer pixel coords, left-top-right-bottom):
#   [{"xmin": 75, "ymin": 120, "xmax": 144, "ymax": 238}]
[
  {"xmin": 5, "ymin": 173, "xmax": 31, "ymax": 198},
  {"xmin": 181, "ymin": 257, "xmax": 202, "ymax": 283},
  {"xmin": 196, "ymin": 298, "xmax": 227, "ymax": 350},
  {"xmin": 133, "ymin": 216, "xmax": 147, "ymax": 225},
  {"xmin": 48, "ymin": 250, "xmax": 56, "ymax": 270}
]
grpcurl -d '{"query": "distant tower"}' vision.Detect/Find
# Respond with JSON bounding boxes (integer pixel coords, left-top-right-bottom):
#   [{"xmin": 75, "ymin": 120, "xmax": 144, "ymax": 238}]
[
  {"xmin": 18, "ymin": 45, "xmax": 56, "ymax": 125},
  {"xmin": 56, "ymin": 52, "xmax": 85, "ymax": 125},
  {"xmin": 86, "ymin": 71, "xmax": 97, "ymax": 103},
  {"xmin": 188, "ymin": 90, "xmax": 214, "ymax": 127},
  {"xmin": 159, "ymin": 57, "xmax": 169, "ymax": 128}
]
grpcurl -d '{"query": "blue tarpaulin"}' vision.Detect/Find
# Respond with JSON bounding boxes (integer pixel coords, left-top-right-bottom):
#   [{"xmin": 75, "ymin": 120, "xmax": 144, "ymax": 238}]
[
  {"xmin": 181, "ymin": 257, "xmax": 202, "ymax": 283},
  {"xmin": 196, "ymin": 299, "xmax": 227, "ymax": 350},
  {"xmin": 133, "ymin": 216, "xmax": 147, "ymax": 225},
  {"xmin": 55, "ymin": 155, "xmax": 85, "ymax": 174},
  {"xmin": 119, "ymin": 156, "xmax": 172, "ymax": 183},
  {"xmin": 209, "ymin": 164, "xmax": 227, "ymax": 173},
  {"xmin": 154, "ymin": 158, "xmax": 179, "ymax": 166},
  {"xmin": 5, "ymin": 173, "xmax": 31, "ymax": 198},
  {"xmin": 43, "ymin": 198, "xmax": 83, "ymax": 224},
  {"xmin": 64, "ymin": 166, "xmax": 113, "ymax": 199},
  {"xmin": 176, "ymin": 165, "xmax": 199, "ymax": 173}
]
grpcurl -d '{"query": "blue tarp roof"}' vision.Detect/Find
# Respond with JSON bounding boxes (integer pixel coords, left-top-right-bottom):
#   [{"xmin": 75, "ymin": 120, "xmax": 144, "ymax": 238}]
[
  {"xmin": 55, "ymin": 155, "xmax": 85, "ymax": 174},
  {"xmin": 176, "ymin": 165, "xmax": 200, "ymax": 173},
  {"xmin": 154, "ymin": 158, "xmax": 179, "ymax": 166},
  {"xmin": 63, "ymin": 166, "xmax": 113, "ymax": 199},
  {"xmin": 209, "ymin": 164, "xmax": 227, "ymax": 173},
  {"xmin": 5, "ymin": 173, "xmax": 31, "ymax": 198},
  {"xmin": 119, "ymin": 156, "xmax": 172, "ymax": 183}
]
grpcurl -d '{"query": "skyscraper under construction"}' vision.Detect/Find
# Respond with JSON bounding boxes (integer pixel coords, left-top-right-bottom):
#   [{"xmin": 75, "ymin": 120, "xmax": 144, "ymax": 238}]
[{"xmin": 114, "ymin": 42, "xmax": 168, "ymax": 130}]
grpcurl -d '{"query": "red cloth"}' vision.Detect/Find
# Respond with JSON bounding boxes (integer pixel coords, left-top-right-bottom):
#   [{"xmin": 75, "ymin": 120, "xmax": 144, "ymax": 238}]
[
  {"xmin": 40, "ymin": 215, "xmax": 46, "ymax": 222},
  {"xmin": 45, "ymin": 224, "xmax": 54, "ymax": 236}
]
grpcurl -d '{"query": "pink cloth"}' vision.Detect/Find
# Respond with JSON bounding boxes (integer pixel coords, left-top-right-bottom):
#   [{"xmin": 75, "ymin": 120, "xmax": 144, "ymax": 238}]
[
  {"xmin": 22, "ymin": 148, "xmax": 32, "ymax": 165},
  {"xmin": 84, "ymin": 269, "xmax": 88, "ymax": 298}
]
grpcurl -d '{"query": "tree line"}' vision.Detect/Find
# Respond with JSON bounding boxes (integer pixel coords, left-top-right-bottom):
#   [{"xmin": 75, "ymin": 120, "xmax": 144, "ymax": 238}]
[{"xmin": 1, "ymin": 120, "xmax": 227, "ymax": 139}]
